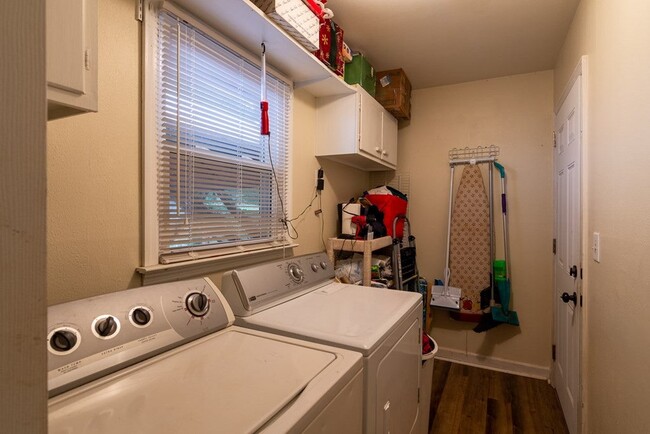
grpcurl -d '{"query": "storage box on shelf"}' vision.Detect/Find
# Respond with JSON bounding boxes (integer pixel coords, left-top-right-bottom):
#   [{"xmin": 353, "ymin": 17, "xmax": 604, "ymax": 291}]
[
  {"xmin": 252, "ymin": 0, "xmax": 319, "ymax": 51},
  {"xmin": 375, "ymin": 68, "xmax": 411, "ymax": 120},
  {"xmin": 344, "ymin": 54, "xmax": 376, "ymax": 96}
]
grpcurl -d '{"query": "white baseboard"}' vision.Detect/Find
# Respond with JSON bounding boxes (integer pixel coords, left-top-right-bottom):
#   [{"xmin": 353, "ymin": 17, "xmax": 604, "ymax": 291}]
[{"xmin": 436, "ymin": 347, "xmax": 550, "ymax": 381}]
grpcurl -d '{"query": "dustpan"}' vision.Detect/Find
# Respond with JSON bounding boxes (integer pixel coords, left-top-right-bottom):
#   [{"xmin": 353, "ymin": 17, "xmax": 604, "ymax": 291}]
[{"xmin": 430, "ymin": 269, "xmax": 461, "ymax": 310}]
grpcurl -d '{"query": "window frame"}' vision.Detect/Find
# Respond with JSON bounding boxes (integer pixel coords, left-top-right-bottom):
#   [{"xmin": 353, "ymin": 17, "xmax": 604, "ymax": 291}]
[{"xmin": 141, "ymin": 0, "xmax": 295, "ymax": 271}]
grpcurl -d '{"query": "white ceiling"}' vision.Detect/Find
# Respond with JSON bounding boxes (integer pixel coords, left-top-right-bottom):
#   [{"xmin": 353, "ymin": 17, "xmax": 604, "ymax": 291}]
[{"xmin": 328, "ymin": 0, "xmax": 580, "ymax": 89}]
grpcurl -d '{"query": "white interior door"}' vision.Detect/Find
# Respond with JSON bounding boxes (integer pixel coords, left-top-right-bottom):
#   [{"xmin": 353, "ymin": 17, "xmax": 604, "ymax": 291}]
[{"xmin": 553, "ymin": 74, "xmax": 582, "ymax": 434}]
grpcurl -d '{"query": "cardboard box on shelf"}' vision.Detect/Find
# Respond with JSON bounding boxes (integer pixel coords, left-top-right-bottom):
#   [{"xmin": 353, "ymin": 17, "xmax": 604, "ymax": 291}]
[
  {"xmin": 375, "ymin": 68, "xmax": 412, "ymax": 120},
  {"xmin": 253, "ymin": 0, "xmax": 320, "ymax": 52}
]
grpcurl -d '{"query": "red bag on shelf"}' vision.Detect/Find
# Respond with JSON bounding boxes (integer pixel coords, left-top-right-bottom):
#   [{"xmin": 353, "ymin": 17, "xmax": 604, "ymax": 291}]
[
  {"xmin": 365, "ymin": 194, "xmax": 408, "ymax": 238},
  {"xmin": 313, "ymin": 18, "xmax": 344, "ymax": 76}
]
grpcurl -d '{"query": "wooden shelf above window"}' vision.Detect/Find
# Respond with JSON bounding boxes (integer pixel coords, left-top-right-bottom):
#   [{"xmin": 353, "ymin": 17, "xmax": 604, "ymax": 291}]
[{"xmin": 174, "ymin": 0, "xmax": 355, "ymax": 97}]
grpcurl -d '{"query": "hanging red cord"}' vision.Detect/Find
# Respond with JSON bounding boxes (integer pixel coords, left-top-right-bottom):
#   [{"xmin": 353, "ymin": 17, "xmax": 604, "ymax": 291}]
[{"xmin": 260, "ymin": 42, "xmax": 270, "ymax": 136}]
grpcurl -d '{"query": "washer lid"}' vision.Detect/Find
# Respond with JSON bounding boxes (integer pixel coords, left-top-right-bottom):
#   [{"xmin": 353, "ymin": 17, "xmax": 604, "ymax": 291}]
[
  {"xmin": 49, "ymin": 329, "xmax": 336, "ymax": 433},
  {"xmin": 239, "ymin": 283, "xmax": 422, "ymax": 356}
]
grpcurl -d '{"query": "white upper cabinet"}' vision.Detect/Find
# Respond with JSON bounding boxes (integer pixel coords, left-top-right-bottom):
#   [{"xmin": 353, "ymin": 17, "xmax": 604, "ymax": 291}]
[
  {"xmin": 47, "ymin": 0, "xmax": 98, "ymax": 120},
  {"xmin": 315, "ymin": 85, "xmax": 398, "ymax": 171}
]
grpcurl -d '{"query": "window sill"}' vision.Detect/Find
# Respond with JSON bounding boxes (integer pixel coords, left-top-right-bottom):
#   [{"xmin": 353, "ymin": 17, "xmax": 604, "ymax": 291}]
[{"xmin": 136, "ymin": 243, "xmax": 298, "ymax": 285}]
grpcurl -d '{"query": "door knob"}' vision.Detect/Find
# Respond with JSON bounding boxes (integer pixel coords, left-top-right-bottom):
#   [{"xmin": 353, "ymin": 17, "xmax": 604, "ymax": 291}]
[
  {"xmin": 561, "ymin": 292, "xmax": 577, "ymax": 305},
  {"xmin": 569, "ymin": 265, "xmax": 578, "ymax": 278}
]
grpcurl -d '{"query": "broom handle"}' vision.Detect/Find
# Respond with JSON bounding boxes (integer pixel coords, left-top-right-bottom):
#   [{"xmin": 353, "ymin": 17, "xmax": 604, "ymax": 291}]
[
  {"xmin": 489, "ymin": 162, "xmax": 494, "ymax": 306},
  {"xmin": 443, "ymin": 165, "xmax": 455, "ymax": 296}
]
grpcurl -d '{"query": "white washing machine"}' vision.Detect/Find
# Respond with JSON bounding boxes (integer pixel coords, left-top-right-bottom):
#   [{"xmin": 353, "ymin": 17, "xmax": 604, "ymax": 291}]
[
  {"xmin": 47, "ymin": 277, "xmax": 363, "ymax": 433},
  {"xmin": 221, "ymin": 252, "xmax": 423, "ymax": 434}
]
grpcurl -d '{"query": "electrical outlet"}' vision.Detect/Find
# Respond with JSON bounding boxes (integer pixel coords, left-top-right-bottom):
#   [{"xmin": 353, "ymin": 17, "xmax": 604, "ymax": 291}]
[
  {"xmin": 316, "ymin": 168, "xmax": 324, "ymax": 191},
  {"xmin": 592, "ymin": 232, "xmax": 600, "ymax": 262}
]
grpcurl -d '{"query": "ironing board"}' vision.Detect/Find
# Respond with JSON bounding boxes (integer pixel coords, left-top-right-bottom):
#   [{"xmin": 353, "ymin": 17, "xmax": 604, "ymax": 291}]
[{"xmin": 449, "ymin": 165, "xmax": 490, "ymax": 320}]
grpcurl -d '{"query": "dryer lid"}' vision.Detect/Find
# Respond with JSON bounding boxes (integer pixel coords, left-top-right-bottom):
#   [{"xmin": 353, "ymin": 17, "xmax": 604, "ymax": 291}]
[{"xmin": 239, "ymin": 283, "xmax": 422, "ymax": 356}]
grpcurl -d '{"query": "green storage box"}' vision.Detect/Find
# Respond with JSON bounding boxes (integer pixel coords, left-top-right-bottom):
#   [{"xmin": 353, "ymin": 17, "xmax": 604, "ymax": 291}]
[{"xmin": 344, "ymin": 54, "xmax": 375, "ymax": 96}]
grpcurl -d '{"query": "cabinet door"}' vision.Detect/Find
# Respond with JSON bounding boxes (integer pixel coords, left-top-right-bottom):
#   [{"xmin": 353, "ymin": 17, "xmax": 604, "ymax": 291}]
[
  {"xmin": 358, "ymin": 89, "xmax": 383, "ymax": 160},
  {"xmin": 47, "ymin": 0, "xmax": 98, "ymax": 119},
  {"xmin": 381, "ymin": 111, "xmax": 398, "ymax": 167}
]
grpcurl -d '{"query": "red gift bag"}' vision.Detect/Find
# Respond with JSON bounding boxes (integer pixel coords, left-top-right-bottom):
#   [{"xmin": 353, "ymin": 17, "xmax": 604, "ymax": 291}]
[{"xmin": 314, "ymin": 18, "xmax": 344, "ymax": 76}]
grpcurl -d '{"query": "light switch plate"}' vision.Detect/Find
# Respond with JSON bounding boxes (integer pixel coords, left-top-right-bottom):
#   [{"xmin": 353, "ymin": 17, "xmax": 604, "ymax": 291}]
[{"xmin": 592, "ymin": 232, "xmax": 600, "ymax": 262}]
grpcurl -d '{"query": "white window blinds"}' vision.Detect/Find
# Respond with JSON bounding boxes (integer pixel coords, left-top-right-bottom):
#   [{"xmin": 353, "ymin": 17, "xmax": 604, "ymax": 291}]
[{"xmin": 156, "ymin": 10, "xmax": 290, "ymax": 264}]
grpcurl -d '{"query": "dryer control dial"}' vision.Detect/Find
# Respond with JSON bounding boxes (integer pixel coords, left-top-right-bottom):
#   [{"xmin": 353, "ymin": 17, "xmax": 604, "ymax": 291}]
[
  {"xmin": 130, "ymin": 307, "xmax": 152, "ymax": 327},
  {"xmin": 186, "ymin": 292, "xmax": 209, "ymax": 317},
  {"xmin": 49, "ymin": 328, "xmax": 79, "ymax": 354},
  {"xmin": 94, "ymin": 316, "xmax": 119, "ymax": 337},
  {"xmin": 287, "ymin": 263, "xmax": 304, "ymax": 283}
]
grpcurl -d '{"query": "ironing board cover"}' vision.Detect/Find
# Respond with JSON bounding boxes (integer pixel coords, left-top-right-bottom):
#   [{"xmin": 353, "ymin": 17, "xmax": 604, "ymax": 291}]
[{"xmin": 449, "ymin": 165, "xmax": 490, "ymax": 316}]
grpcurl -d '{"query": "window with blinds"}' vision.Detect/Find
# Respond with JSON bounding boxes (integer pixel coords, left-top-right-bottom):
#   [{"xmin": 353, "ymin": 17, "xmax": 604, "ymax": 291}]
[{"xmin": 155, "ymin": 10, "xmax": 291, "ymax": 264}]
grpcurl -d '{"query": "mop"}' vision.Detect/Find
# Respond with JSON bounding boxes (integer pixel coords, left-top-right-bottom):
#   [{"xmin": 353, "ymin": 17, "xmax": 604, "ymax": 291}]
[
  {"xmin": 430, "ymin": 164, "xmax": 461, "ymax": 310},
  {"xmin": 490, "ymin": 162, "xmax": 520, "ymax": 325},
  {"xmin": 474, "ymin": 161, "xmax": 520, "ymax": 331}
]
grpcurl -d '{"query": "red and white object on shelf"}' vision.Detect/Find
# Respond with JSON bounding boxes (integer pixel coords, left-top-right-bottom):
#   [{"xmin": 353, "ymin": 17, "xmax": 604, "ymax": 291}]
[
  {"xmin": 253, "ymin": 0, "xmax": 320, "ymax": 52},
  {"xmin": 302, "ymin": 0, "xmax": 333, "ymax": 22}
]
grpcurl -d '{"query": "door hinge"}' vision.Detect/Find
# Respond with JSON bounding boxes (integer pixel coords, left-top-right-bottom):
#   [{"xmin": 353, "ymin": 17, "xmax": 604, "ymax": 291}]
[
  {"xmin": 552, "ymin": 344, "xmax": 556, "ymax": 361},
  {"xmin": 136, "ymin": 0, "xmax": 144, "ymax": 22},
  {"xmin": 553, "ymin": 238, "xmax": 556, "ymax": 254},
  {"xmin": 84, "ymin": 49, "xmax": 90, "ymax": 70},
  {"xmin": 553, "ymin": 131, "xmax": 557, "ymax": 148}
]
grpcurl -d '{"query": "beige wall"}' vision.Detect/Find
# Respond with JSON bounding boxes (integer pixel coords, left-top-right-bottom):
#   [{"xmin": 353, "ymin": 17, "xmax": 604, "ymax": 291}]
[
  {"xmin": 554, "ymin": 1, "xmax": 650, "ymax": 432},
  {"xmin": 399, "ymin": 71, "xmax": 554, "ymax": 370},
  {"xmin": 47, "ymin": 0, "xmax": 369, "ymax": 305},
  {"xmin": 48, "ymin": 0, "xmax": 141, "ymax": 305}
]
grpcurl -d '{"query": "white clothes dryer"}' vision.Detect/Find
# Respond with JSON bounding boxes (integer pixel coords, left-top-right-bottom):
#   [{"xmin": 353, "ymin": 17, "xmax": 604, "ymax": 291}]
[
  {"xmin": 47, "ymin": 278, "xmax": 363, "ymax": 433},
  {"xmin": 221, "ymin": 252, "xmax": 423, "ymax": 434}
]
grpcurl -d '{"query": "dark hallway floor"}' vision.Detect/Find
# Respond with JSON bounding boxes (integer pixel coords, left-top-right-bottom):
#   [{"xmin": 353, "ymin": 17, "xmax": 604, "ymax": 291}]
[{"xmin": 429, "ymin": 360, "xmax": 569, "ymax": 434}]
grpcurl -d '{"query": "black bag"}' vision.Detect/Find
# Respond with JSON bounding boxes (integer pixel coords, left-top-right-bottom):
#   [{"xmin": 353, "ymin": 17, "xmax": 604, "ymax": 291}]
[{"xmin": 358, "ymin": 205, "xmax": 387, "ymax": 238}]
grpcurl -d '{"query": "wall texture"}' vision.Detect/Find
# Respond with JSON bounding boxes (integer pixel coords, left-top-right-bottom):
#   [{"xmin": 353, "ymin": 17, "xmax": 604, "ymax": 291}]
[
  {"xmin": 46, "ymin": 0, "xmax": 369, "ymax": 304},
  {"xmin": 554, "ymin": 1, "xmax": 650, "ymax": 432},
  {"xmin": 47, "ymin": 0, "xmax": 141, "ymax": 305},
  {"xmin": 398, "ymin": 71, "xmax": 555, "ymax": 373}
]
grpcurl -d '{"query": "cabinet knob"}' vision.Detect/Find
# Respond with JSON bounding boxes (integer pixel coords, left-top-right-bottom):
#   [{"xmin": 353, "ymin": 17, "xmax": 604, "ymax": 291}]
[
  {"xmin": 375, "ymin": 147, "xmax": 381, "ymax": 153},
  {"xmin": 382, "ymin": 150, "xmax": 388, "ymax": 156}
]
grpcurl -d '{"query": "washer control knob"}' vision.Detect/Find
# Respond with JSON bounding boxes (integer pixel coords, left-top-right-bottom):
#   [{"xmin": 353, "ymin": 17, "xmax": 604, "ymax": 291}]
[
  {"xmin": 311, "ymin": 264, "xmax": 319, "ymax": 272},
  {"xmin": 288, "ymin": 263, "xmax": 304, "ymax": 283},
  {"xmin": 50, "ymin": 330, "xmax": 78, "ymax": 353},
  {"xmin": 320, "ymin": 261, "xmax": 328, "ymax": 270},
  {"xmin": 95, "ymin": 316, "xmax": 118, "ymax": 337},
  {"xmin": 186, "ymin": 292, "xmax": 209, "ymax": 317},
  {"xmin": 131, "ymin": 308, "xmax": 152, "ymax": 326}
]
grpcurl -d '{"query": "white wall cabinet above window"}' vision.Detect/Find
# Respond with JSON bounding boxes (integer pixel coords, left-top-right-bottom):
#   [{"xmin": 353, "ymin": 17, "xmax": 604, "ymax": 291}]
[
  {"xmin": 315, "ymin": 85, "xmax": 398, "ymax": 171},
  {"xmin": 47, "ymin": 0, "xmax": 98, "ymax": 120}
]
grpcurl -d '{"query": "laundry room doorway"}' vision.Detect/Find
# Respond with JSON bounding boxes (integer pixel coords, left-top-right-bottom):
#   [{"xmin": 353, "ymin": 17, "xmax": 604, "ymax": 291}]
[{"xmin": 553, "ymin": 56, "xmax": 586, "ymax": 434}]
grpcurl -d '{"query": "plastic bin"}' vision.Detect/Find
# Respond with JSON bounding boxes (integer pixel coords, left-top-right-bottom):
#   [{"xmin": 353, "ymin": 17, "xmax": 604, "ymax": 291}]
[{"xmin": 416, "ymin": 336, "xmax": 438, "ymax": 434}]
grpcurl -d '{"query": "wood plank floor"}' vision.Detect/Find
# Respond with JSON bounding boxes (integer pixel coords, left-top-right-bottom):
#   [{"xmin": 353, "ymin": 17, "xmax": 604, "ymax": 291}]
[{"xmin": 428, "ymin": 360, "xmax": 569, "ymax": 434}]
